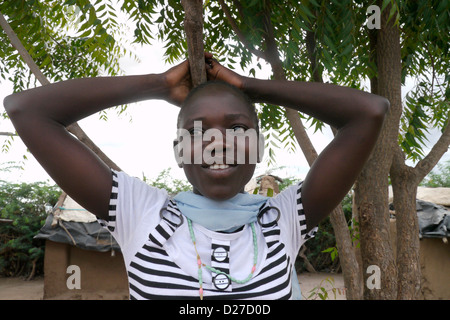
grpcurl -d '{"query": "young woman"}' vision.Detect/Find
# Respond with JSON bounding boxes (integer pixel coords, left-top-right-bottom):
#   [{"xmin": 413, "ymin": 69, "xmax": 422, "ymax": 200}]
[{"xmin": 4, "ymin": 53, "xmax": 388, "ymax": 300}]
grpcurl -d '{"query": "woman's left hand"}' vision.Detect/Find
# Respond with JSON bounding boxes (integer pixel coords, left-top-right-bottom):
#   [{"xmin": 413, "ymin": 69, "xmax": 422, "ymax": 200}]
[{"xmin": 205, "ymin": 52, "xmax": 245, "ymax": 90}]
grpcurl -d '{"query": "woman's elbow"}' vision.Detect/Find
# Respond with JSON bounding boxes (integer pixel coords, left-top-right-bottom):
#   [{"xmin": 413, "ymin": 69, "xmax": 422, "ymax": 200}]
[
  {"xmin": 379, "ymin": 97, "xmax": 390, "ymax": 115},
  {"xmin": 3, "ymin": 93, "xmax": 30, "ymax": 121},
  {"xmin": 376, "ymin": 97, "xmax": 390, "ymax": 116},
  {"xmin": 4, "ymin": 94, "xmax": 21, "ymax": 118},
  {"xmin": 368, "ymin": 96, "xmax": 390, "ymax": 123}
]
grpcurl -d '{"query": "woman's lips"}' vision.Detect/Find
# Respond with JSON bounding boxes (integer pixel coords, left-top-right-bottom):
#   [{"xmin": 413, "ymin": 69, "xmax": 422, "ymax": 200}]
[
  {"xmin": 205, "ymin": 163, "xmax": 232, "ymax": 170},
  {"xmin": 200, "ymin": 163, "xmax": 238, "ymax": 178},
  {"xmin": 200, "ymin": 158, "xmax": 238, "ymax": 169}
]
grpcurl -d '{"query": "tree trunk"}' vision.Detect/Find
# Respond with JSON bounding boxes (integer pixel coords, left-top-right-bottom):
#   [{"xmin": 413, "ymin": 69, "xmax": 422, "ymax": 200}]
[
  {"xmin": 390, "ymin": 147, "xmax": 421, "ymax": 299},
  {"xmin": 390, "ymin": 97, "xmax": 450, "ymax": 299},
  {"xmin": 354, "ymin": 1, "xmax": 401, "ymax": 299},
  {"xmin": 27, "ymin": 258, "xmax": 38, "ymax": 281},
  {"xmin": 181, "ymin": 0, "xmax": 207, "ymax": 87},
  {"xmin": 329, "ymin": 205, "xmax": 364, "ymax": 299},
  {"xmin": 355, "ymin": 164, "xmax": 397, "ymax": 299}
]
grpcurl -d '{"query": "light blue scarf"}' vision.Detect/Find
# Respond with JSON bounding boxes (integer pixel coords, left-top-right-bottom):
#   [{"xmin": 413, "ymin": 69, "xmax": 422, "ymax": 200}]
[{"xmin": 173, "ymin": 191, "xmax": 268, "ymax": 232}]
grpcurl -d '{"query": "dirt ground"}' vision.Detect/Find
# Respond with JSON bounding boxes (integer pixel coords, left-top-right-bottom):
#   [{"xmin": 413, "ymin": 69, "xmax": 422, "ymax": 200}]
[
  {"xmin": 0, "ymin": 272, "xmax": 345, "ymax": 300},
  {"xmin": 299, "ymin": 272, "xmax": 346, "ymax": 300},
  {"xmin": 0, "ymin": 276, "xmax": 45, "ymax": 300}
]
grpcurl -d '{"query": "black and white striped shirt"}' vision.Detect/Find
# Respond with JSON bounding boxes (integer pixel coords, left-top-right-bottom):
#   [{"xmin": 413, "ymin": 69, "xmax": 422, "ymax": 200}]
[{"xmin": 99, "ymin": 170, "xmax": 316, "ymax": 300}]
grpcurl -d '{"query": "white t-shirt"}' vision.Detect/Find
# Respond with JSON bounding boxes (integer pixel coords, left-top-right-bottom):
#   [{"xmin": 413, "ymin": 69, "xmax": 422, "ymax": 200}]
[{"xmin": 99, "ymin": 170, "xmax": 316, "ymax": 300}]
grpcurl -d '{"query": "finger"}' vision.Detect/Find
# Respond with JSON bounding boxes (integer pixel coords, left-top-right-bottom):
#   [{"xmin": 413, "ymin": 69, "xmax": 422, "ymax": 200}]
[
  {"xmin": 205, "ymin": 60, "xmax": 214, "ymax": 70},
  {"xmin": 205, "ymin": 53, "xmax": 220, "ymax": 65},
  {"xmin": 206, "ymin": 68, "xmax": 217, "ymax": 81},
  {"xmin": 205, "ymin": 61, "xmax": 215, "ymax": 73},
  {"xmin": 206, "ymin": 59, "xmax": 220, "ymax": 72},
  {"xmin": 214, "ymin": 69, "xmax": 221, "ymax": 81},
  {"xmin": 209, "ymin": 57, "xmax": 219, "ymax": 64}
]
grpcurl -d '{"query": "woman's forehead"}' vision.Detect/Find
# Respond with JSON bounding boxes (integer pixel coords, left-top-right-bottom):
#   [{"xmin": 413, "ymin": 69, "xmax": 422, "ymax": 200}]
[
  {"xmin": 178, "ymin": 90, "xmax": 257, "ymax": 126},
  {"xmin": 182, "ymin": 112, "xmax": 253, "ymax": 127}
]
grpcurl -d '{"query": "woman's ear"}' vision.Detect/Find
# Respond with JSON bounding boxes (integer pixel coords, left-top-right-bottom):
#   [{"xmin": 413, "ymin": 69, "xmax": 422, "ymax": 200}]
[{"xmin": 173, "ymin": 139, "xmax": 183, "ymax": 168}]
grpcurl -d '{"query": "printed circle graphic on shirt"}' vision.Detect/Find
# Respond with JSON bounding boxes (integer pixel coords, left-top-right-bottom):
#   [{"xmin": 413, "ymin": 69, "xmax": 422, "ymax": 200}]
[
  {"xmin": 213, "ymin": 273, "xmax": 231, "ymax": 290},
  {"xmin": 212, "ymin": 247, "xmax": 228, "ymax": 262}
]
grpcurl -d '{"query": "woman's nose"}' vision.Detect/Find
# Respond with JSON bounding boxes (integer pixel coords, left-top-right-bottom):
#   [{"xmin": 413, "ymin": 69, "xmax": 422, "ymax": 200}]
[{"xmin": 203, "ymin": 130, "xmax": 233, "ymax": 164}]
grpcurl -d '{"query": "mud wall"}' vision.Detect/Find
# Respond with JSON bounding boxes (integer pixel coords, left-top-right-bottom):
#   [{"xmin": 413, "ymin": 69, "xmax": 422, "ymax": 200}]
[
  {"xmin": 390, "ymin": 220, "xmax": 450, "ymax": 300},
  {"xmin": 43, "ymin": 240, "xmax": 129, "ymax": 299}
]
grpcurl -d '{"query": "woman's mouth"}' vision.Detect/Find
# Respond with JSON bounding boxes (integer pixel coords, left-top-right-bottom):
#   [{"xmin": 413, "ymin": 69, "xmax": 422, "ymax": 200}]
[
  {"xmin": 208, "ymin": 164, "xmax": 231, "ymax": 170},
  {"xmin": 201, "ymin": 163, "xmax": 238, "ymax": 175},
  {"xmin": 201, "ymin": 159, "xmax": 238, "ymax": 170}
]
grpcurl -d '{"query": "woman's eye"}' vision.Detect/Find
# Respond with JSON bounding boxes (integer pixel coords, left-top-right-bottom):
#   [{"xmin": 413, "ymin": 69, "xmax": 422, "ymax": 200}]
[
  {"xmin": 189, "ymin": 128, "xmax": 204, "ymax": 136},
  {"xmin": 232, "ymin": 125, "xmax": 246, "ymax": 133}
]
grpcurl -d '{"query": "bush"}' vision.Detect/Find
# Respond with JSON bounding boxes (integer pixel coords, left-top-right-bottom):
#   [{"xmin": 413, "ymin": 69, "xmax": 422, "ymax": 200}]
[
  {"xmin": 143, "ymin": 168, "xmax": 192, "ymax": 195},
  {"xmin": 0, "ymin": 180, "xmax": 60, "ymax": 278},
  {"xmin": 420, "ymin": 160, "xmax": 450, "ymax": 187}
]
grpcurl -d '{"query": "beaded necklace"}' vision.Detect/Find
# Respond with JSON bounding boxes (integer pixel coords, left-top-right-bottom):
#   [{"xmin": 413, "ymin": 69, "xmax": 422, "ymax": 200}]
[{"xmin": 187, "ymin": 218, "xmax": 258, "ymax": 300}]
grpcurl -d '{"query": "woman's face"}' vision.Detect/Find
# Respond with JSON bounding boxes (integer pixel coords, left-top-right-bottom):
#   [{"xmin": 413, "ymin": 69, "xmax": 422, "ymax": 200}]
[{"xmin": 177, "ymin": 89, "xmax": 259, "ymax": 200}]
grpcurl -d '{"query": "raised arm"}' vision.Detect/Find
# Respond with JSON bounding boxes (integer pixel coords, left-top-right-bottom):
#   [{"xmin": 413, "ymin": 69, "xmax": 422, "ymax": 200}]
[
  {"xmin": 206, "ymin": 55, "xmax": 389, "ymax": 231},
  {"xmin": 4, "ymin": 60, "xmax": 192, "ymax": 220}
]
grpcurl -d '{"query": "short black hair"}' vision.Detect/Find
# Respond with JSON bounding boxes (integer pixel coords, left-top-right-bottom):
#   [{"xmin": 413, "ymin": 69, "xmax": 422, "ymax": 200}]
[{"xmin": 177, "ymin": 81, "xmax": 259, "ymax": 131}]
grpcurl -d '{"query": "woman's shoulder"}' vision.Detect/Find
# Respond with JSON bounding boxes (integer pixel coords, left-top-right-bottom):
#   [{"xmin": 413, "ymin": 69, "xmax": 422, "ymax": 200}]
[{"xmin": 113, "ymin": 169, "xmax": 169, "ymax": 201}]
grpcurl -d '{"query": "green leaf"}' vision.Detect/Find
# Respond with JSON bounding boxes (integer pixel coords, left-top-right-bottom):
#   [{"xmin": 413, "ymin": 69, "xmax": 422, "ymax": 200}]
[
  {"xmin": 341, "ymin": 43, "xmax": 353, "ymax": 57},
  {"xmin": 323, "ymin": 34, "xmax": 336, "ymax": 52}
]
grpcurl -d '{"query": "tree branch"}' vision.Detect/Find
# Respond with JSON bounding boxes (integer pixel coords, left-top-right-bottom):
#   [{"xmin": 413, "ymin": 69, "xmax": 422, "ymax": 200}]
[
  {"xmin": 217, "ymin": 0, "xmax": 267, "ymax": 61},
  {"xmin": 181, "ymin": 0, "xmax": 207, "ymax": 87},
  {"xmin": 0, "ymin": 11, "xmax": 121, "ymax": 172},
  {"xmin": 414, "ymin": 120, "xmax": 450, "ymax": 183},
  {"xmin": 259, "ymin": 3, "xmax": 319, "ymax": 166},
  {"xmin": 0, "ymin": 132, "xmax": 17, "ymax": 136},
  {"xmin": 261, "ymin": 5, "xmax": 284, "ymax": 77},
  {"xmin": 0, "ymin": 12, "xmax": 49, "ymax": 86},
  {"xmin": 66, "ymin": 123, "xmax": 121, "ymax": 171},
  {"xmin": 305, "ymin": 31, "xmax": 323, "ymax": 83}
]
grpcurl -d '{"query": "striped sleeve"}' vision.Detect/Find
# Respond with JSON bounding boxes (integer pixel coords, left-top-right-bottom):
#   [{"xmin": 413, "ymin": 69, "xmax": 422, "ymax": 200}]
[
  {"xmin": 295, "ymin": 181, "xmax": 317, "ymax": 241},
  {"xmin": 98, "ymin": 170, "xmax": 119, "ymax": 232},
  {"xmin": 267, "ymin": 181, "xmax": 318, "ymax": 262},
  {"xmin": 97, "ymin": 169, "xmax": 169, "ymax": 255}
]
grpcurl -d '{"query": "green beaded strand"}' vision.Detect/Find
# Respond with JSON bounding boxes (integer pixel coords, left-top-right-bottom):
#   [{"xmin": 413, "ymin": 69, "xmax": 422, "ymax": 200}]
[{"xmin": 187, "ymin": 218, "xmax": 258, "ymax": 298}]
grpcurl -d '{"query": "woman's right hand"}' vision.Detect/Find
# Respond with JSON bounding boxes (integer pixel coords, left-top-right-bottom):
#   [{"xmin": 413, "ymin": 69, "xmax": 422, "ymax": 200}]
[{"xmin": 162, "ymin": 59, "xmax": 192, "ymax": 106}]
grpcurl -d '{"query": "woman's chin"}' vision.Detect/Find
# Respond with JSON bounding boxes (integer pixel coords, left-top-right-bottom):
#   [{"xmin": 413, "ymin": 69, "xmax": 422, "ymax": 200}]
[{"xmin": 194, "ymin": 187, "xmax": 243, "ymax": 201}]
